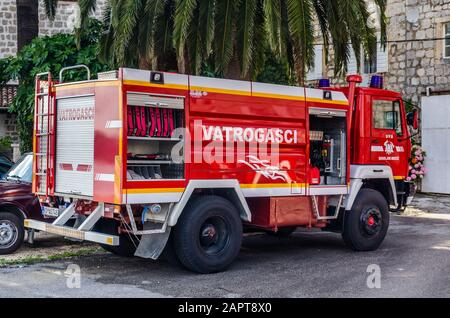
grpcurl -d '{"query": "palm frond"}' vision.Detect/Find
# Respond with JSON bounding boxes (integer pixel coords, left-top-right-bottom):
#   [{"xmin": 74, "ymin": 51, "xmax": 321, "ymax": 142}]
[
  {"xmin": 214, "ymin": 0, "xmax": 238, "ymax": 76},
  {"xmin": 249, "ymin": 1, "xmax": 266, "ymax": 79},
  {"xmin": 312, "ymin": 0, "xmax": 329, "ymax": 62},
  {"xmin": 286, "ymin": 0, "xmax": 315, "ymax": 83},
  {"xmin": 113, "ymin": 0, "xmax": 142, "ymax": 66},
  {"xmin": 198, "ymin": 0, "xmax": 215, "ymax": 56},
  {"xmin": 263, "ymin": 0, "xmax": 281, "ymax": 54},
  {"xmin": 74, "ymin": 0, "xmax": 98, "ymax": 47},
  {"xmin": 373, "ymin": 0, "xmax": 387, "ymax": 49},
  {"xmin": 173, "ymin": 0, "xmax": 198, "ymax": 65},
  {"xmin": 154, "ymin": 0, "xmax": 176, "ymax": 69},
  {"xmin": 99, "ymin": 1, "xmax": 115, "ymax": 66},
  {"xmin": 138, "ymin": 0, "xmax": 166, "ymax": 68},
  {"xmin": 42, "ymin": 0, "xmax": 58, "ymax": 21},
  {"xmin": 78, "ymin": 0, "xmax": 98, "ymax": 29},
  {"xmin": 236, "ymin": 0, "xmax": 257, "ymax": 76}
]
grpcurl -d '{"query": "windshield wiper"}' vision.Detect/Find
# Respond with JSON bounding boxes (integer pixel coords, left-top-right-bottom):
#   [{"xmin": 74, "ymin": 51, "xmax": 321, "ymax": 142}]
[{"xmin": 6, "ymin": 175, "xmax": 22, "ymax": 181}]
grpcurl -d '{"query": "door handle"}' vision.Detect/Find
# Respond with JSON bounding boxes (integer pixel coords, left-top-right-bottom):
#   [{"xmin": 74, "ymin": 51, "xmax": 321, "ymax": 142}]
[{"xmin": 372, "ymin": 139, "xmax": 379, "ymax": 143}]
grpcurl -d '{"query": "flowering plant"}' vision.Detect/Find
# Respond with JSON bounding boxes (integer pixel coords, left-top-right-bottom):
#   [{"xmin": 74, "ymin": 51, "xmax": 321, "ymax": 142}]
[{"xmin": 407, "ymin": 145, "xmax": 426, "ymax": 182}]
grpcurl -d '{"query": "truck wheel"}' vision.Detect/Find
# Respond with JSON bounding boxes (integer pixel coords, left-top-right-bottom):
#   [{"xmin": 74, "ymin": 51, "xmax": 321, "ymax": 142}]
[
  {"xmin": 267, "ymin": 226, "xmax": 297, "ymax": 237},
  {"xmin": 0, "ymin": 212, "xmax": 24, "ymax": 255},
  {"xmin": 95, "ymin": 219, "xmax": 138, "ymax": 257},
  {"xmin": 173, "ymin": 196, "xmax": 242, "ymax": 274},
  {"xmin": 342, "ymin": 188, "xmax": 389, "ymax": 251},
  {"xmin": 160, "ymin": 232, "xmax": 182, "ymax": 267}
]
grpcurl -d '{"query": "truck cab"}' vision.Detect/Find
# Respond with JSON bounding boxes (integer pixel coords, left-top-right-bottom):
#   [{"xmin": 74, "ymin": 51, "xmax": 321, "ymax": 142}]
[{"xmin": 330, "ymin": 76, "xmax": 415, "ymax": 211}]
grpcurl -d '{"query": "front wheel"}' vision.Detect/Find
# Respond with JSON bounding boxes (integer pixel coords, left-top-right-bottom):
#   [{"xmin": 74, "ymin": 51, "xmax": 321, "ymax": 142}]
[
  {"xmin": 0, "ymin": 212, "xmax": 24, "ymax": 255},
  {"xmin": 173, "ymin": 196, "xmax": 242, "ymax": 274},
  {"xmin": 342, "ymin": 188, "xmax": 389, "ymax": 251}
]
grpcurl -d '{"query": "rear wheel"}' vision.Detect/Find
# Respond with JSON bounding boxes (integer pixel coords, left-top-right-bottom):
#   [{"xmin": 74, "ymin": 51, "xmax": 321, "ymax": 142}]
[
  {"xmin": 173, "ymin": 196, "xmax": 242, "ymax": 274},
  {"xmin": 342, "ymin": 188, "xmax": 389, "ymax": 251},
  {"xmin": 0, "ymin": 212, "xmax": 24, "ymax": 255},
  {"xmin": 95, "ymin": 219, "xmax": 139, "ymax": 257}
]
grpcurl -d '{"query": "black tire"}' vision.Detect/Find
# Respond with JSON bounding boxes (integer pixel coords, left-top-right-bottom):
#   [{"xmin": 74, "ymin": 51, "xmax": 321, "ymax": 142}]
[
  {"xmin": 173, "ymin": 196, "xmax": 242, "ymax": 274},
  {"xmin": 95, "ymin": 219, "xmax": 138, "ymax": 257},
  {"xmin": 342, "ymin": 188, "xmax": 389, "ymax": 251},
  {"xmin": 160, "ymin": 232, "xmax": 182, "ymax": 267},
  {"xmin": 0, "ymin": 212, "xmax": 24, "ymax": 255},
  {"xmin": 267, "ymin": 226, "xmax": 297, "ymax": 237}
]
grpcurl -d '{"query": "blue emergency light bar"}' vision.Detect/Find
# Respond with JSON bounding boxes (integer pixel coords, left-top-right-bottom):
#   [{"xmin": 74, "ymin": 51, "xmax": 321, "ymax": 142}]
[
  {"xmin": 370, "ymin": 75, "xmax": 384, "ymax": 89},
  {"xmin": 318, "ymin": 79, "xmax": 331, "ymax": 88}
]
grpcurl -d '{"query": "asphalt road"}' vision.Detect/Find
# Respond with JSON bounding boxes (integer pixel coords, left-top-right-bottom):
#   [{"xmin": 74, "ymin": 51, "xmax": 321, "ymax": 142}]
[{"xmin": 1, "ymin": 213, "xmax": 450, "ymax": 298}]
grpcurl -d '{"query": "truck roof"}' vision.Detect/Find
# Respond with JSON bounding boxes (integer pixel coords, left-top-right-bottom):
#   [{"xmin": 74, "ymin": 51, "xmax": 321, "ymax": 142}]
[{"xmin": 118, "ymin": 68, "xmax": 349, "ymax": 106}]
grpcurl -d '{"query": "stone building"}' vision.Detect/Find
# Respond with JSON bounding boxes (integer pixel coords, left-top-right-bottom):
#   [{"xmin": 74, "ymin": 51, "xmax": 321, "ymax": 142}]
[
  {"xmin": 0, "ymin": 0, "xmax": 106, "ymax": 157},
  {"xmin": 308, "ymin": 0, "xmax": 450, "ymax": 105}
]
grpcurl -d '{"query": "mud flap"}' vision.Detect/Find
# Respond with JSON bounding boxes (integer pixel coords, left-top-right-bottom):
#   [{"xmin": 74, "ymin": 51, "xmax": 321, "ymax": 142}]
[{"xmin": 134, "ymin": 224, "xmax": 171, "ymax": 260}]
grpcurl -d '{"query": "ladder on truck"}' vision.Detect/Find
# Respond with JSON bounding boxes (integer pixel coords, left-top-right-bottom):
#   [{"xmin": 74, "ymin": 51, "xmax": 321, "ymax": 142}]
[{"xmin": 33, "ymin": 72, "xmax": 55, "ymax": 196}]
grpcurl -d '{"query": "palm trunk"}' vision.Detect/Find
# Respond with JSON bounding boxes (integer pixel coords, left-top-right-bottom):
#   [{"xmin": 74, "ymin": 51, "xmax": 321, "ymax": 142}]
[
  {"xmin": 225, "ymin": 51, "xmax": 242, "ymax": 80},
  {"xmin": 293, "ymin": 46, "xmax": 305, "ymax": 86}
]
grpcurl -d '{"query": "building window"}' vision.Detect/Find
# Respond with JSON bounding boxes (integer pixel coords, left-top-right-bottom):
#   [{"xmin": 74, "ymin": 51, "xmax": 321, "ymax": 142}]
[
  {"xmin": 347, "ymin": 34, "xmax": 388, "ymax": 76},
  {"xmin": 17, "ymin": 0, "xmax": 39, "ymax": 51},
  {"xmin": 444, "ymin": 23, "xmax": 450, "ymax": 58},
  {"xmin": 363, "ymin": 42, "xmax": 378, "ymax": 74}
]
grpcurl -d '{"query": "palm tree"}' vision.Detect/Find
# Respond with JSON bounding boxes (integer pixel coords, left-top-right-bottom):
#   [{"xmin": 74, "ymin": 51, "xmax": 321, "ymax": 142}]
[{"xmin": 43, "ymin": 0, "xmax": 387, "ymax": 84}]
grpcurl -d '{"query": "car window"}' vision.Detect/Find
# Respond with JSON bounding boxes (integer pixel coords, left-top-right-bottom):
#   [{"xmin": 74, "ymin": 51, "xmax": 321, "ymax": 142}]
[
  {"xmin": 372, "ymin": 100, "xmax": 402, "ymax": 135},
  {"xmin": 5, "ymin": 154, "xmax": 33, "ymax": 183}
]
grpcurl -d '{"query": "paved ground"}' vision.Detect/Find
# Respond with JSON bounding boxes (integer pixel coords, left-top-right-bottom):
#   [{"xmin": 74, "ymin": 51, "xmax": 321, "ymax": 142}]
[{"xmin": 0, "ymin": 194, "xmax": 449, "ymax": 298}]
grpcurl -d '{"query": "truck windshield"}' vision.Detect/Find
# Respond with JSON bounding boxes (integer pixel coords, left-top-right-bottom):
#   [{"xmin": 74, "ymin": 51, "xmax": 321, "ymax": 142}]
[{"xmin": 5, "ymin": 154, "xmax": 33, "ymax": 183}]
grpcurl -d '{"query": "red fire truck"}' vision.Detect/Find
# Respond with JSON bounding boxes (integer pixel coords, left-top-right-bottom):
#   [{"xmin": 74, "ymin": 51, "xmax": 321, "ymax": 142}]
[{"xmin": 25, "ymin": 65, "xmax": 417, "ymax": 273}]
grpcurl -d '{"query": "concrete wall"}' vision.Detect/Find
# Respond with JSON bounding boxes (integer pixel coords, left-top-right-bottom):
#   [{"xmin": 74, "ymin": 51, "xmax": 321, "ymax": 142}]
[{"xmin": 421, "ymin": 94, "xmax": 450, "ymax": 194}]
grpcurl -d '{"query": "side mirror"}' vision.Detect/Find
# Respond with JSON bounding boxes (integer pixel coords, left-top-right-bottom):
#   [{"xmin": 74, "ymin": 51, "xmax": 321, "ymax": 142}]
[{"xmin": 407, "ymin": 110, "xmax": 419, "ymax": 130}]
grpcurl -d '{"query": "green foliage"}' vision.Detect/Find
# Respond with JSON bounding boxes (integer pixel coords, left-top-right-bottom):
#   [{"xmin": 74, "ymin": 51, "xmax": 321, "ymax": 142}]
[
  {"xmin": 0, "ymin": 19, "xmax": 108, "ymax": 152},
  {"xmin": 0, "ymin": 136, "xmax": 12, "ymax": 156},
  {"xmin": 0, "ymin": 58, "xmax": 13, "ymax": 85},
  {"xmin": 256, "ymin": 50, "xmax": 293, "ymax": 85},
  {"xmin": 0, "ymin": 136, "xmax": 12, "ymax": 149},
  {"xmin": 403, "ymin": 99, "xmax": 416, "ymax": 113}
]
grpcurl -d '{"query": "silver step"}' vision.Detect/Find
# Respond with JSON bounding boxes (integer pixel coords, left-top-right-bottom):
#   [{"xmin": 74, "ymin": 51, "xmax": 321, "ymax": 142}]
[
  {"xmin": 24, "ymin": 201, "xmax": 119, "ymax": 246},
  {"xmin": 24, "ymin": 219, "xmax": 119, "ymax": 246}
]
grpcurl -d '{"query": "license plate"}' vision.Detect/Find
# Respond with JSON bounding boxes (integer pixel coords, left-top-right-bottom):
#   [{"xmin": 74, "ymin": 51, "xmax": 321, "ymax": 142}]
[{"xmin": 42, "ymin": 206, "xmax": 60, "ymax": 218}]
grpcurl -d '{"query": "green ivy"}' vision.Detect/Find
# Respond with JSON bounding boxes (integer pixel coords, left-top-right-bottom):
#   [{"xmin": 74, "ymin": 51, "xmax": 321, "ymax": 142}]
[{"xmin": 0, "ymin": 19, "xmax": 108, "ymax": 152}]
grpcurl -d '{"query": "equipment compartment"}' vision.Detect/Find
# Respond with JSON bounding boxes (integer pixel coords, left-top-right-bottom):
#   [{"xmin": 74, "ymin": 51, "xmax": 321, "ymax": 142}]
[
  {"xmin": 126, "ymin": 93, "xmax": 185, "ymax": 181},
  {"xmin": 309, "ymin": 109, "xmax": 347, "ymax": 185}
]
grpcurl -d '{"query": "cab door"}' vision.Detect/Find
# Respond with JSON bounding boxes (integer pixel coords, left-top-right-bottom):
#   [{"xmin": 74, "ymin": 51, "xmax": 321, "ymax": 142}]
[{"xmin": 370, "ymin": 97, "xmax": 409, "ymax": 178}]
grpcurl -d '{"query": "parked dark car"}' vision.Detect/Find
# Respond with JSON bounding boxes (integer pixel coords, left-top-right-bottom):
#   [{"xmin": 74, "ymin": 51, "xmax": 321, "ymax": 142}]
[{"xmin": 0, "ymin": 153, "xmax": 44, "ymax": 254}]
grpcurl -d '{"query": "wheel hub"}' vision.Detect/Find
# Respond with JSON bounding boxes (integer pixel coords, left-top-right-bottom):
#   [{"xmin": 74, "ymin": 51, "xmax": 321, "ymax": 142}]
[
  {"xmin": 0, "ymin": 221, "xmax": 15, "ymax": 246},
  {"xmin": 360, "ymin": 208, "xmax": 382, "ymax": 236},
  {"xmin": 201, "ymin": 224, "xmax": 218, "ymax": 246},
  {"xmin": 198, "ymin": 216, "xmax": 230, "ymax": 255}
]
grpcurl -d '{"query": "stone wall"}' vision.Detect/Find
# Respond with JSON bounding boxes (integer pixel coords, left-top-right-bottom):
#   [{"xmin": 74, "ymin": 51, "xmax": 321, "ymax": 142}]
[
  {"xmin": 386, "ymin": 0, "xmax": 450, "ymax": 104},
  {"xmin": 0, "ymin": 0, "xmax": 107, "ymax": 153},
  {"xmin": 318, "ymin": 0, "xmax": 450, "ymax": 104},
  {"xmin": 0, "ymin": 0, "xmax": 107, "ymax": 58},
  {"xmin": 0, "ymin": 0, "xmax": 17, "ymax": 59},
  {"xmin": 39, "ymin": 0, "xmax": 107, "ymax": 36},
  {"xmin": 0, "ymin": 112, "xmax": 18, "ymax": 141}
]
